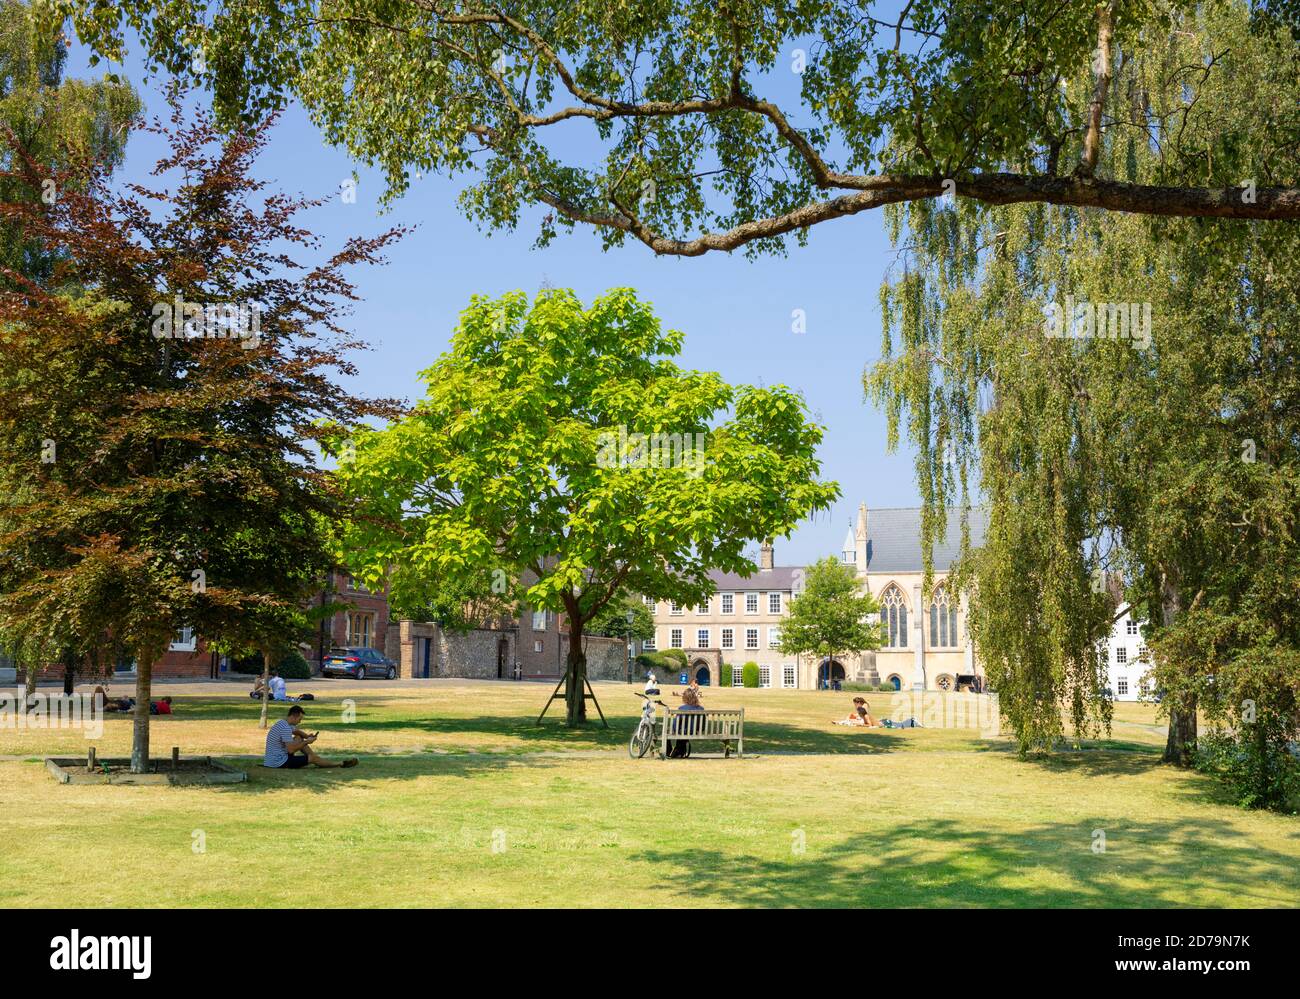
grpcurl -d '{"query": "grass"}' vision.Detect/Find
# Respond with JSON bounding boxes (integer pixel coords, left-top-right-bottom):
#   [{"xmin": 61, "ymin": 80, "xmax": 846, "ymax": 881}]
[{"xmin": 1, "ymin": 678, "xmax": 1296, "ymax": 907}]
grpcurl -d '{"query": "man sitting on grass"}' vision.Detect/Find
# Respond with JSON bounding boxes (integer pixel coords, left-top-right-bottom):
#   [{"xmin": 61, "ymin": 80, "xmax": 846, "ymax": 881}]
[{"xmin": 263, "ymin": 705, "xmax": 357, "ymax": 770}]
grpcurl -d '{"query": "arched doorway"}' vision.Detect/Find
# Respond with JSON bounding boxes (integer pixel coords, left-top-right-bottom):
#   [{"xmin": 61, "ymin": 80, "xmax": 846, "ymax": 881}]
[
  {"xmin": 886, "ymin": 674, "xmax": 902, "ymax": 691},
  {"xmin": 818, "ymin": 659, "xmax": 846, "ymax": 688},
  {"xmin": 692, "ymin": 661, "xmax": 711, "ymax": 686}
]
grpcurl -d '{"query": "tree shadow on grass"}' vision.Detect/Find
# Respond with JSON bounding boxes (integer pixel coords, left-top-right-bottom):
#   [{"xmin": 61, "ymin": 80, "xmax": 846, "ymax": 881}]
[
  {"xmin": 642, "ymin": 816, "xmax": 1300, "ymax": 908},
  {"xmin": 214, "ymin": 749, "xmax": 577, "ymax": 794}
]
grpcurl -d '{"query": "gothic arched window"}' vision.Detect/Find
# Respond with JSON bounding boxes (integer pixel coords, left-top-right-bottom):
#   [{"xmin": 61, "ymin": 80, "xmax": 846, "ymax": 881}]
[
  {"xmin": 930, "ymin": 586, "xmax": 958, "ymax": 647},
  {"xmin": 880, "ymin": 585, "xmax": 908, "ymax": 648}
]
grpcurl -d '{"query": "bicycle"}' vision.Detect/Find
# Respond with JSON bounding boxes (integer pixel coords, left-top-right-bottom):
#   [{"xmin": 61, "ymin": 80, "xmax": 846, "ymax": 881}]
[{"xmin": 629, "ymin": 691, "xmax": 664, "ymax": 758}]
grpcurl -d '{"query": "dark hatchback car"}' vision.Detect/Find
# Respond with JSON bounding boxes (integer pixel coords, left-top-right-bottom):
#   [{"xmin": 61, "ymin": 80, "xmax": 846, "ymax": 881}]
[{"xmin": 321, "ymin": 647, "xmax": 397, "ymax": 680}]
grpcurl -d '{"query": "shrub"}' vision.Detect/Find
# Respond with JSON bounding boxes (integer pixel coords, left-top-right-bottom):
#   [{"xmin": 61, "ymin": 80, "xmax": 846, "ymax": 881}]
[
  {"xmin": 660, "ymin": 648, "xmax": 688, "ymax": 669},
  {"xmin": 232, "ymin": 649, "xmax": 312, "ymax": 679},
  {"xmin": 720, "ymin": 662, "xmax": 733, "ymax": 686},
  {"xmin": 879, "ymin": 682, "xmax": 895, "ymax": 692},
  {"xmin": 1194, "ymin": 731, "xmax": 1300, "ymax": 812},
  {"xmin": 635, "ymin": 651, "xmax": 683, "ymax": 678},
  {"xmin": 741, "ymin": 662, "xmax": 760, "ymax": 688}
]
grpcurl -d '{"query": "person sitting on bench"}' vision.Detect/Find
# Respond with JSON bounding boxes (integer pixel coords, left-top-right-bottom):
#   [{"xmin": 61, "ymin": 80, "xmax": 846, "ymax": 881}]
[
  {"xmin": 674, "ymin": 684, "xmax": 706, "ymax": 736},
  {"xmin": 263, "ymin": 705, "xmax": 357, "ymax": 770}
]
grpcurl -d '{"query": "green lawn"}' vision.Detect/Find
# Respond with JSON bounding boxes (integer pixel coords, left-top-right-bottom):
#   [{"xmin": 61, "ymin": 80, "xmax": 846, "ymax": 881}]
[{"xmin": 1, "ymin": 679, "xmax": 1296, "ymax": 907}]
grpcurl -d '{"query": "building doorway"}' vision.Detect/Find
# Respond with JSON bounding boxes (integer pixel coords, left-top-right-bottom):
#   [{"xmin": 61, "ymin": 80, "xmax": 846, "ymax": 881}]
[
  {"xmin": 497, "ymin": 638, "xmax": 509, "ymax": 679},
  {"xmin": 693, "ymin": 663, "xmax": 711, "ymax": 686},
  {"xmin": 818, "ymin": 659, "xmax": 846, "ymax": 688}
]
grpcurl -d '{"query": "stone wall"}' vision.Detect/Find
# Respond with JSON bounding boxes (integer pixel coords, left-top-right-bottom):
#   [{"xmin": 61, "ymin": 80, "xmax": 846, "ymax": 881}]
[
  {"xmin": 391, "ymin": 620, "xmax": 517, "ymax": 680},
  {"xmin": 569, "ymin": 634, "xmax": 630, "ymax": 682}
]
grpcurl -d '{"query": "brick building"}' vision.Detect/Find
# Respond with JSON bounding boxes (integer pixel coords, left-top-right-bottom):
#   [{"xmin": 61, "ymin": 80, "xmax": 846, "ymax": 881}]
[{"xmin": 12, "ymin": 570, "xmax": 393, "ymax": 683}]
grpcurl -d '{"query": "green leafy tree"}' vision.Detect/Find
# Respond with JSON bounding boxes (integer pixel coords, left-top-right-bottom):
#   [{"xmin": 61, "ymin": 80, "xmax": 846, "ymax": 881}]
[
  {"xmin": 0, "ymin": 0, "xmax": 139, "ymax": 288},
  {"xmin": 740, "ymin": 662, "xmax": 760, "ymax": 688},
  {"xmin": 776, "ymin": 557, "xmax": 882, "ymax": 678},
  {"xmin": 333, "ymin": 287, "xmax": 838, "ymax": 725},
  {"xmin": 587, "ymin": 594, "xmax": 654, "ymax": 644},
  {"xmin": 57, "ymin": 0, "xmax": 1300, "ymax": 263},
  {"xmin": 864, "ymin": 3, "xmax": 1300, "ymax": 792}
]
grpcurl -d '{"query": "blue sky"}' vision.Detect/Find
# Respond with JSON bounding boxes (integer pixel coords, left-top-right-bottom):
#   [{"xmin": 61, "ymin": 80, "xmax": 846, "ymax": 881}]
[{"xmin": 67, "ymin": 36, "xmax": 928, "ymax": 568}]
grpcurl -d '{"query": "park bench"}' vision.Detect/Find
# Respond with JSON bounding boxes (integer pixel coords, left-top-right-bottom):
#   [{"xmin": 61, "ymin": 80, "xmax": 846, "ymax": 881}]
[{"xmin": 661, "ymin": 707, "xmax": 744, "ymax": 759}]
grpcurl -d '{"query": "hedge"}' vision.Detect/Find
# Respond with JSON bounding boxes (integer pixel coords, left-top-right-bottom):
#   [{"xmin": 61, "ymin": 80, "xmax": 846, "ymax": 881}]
[{"xmin": 741, "ymin": 662, "xmax": 760, "ymax": 688}]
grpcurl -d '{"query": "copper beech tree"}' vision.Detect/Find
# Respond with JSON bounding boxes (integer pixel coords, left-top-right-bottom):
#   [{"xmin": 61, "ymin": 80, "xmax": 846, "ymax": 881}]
[{"xmin": 0, "ymin": 98, "xmax": 402, "ymax": 771}]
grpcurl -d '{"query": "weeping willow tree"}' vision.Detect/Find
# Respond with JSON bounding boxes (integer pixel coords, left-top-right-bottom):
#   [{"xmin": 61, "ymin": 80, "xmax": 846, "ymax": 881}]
[{"xmin": 867, "ymin": 1, "xmax": 1300, "ymax": 765}]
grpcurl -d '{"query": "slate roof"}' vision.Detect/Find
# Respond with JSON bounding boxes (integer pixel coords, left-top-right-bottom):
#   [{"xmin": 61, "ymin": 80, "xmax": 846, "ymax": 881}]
[
  {"xmin": 705, "ymin": 565, "xmax": 802, "ymax": 591},
  {"xmin": 864, "ymin": 507, "xmax": 987, "ymax": 573}
]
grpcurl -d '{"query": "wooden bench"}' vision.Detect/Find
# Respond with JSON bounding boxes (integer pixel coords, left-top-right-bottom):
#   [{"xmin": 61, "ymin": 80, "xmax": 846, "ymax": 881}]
[{"xmin": 661, "ymin": 707, "xmax": 744, "ymax": 759}]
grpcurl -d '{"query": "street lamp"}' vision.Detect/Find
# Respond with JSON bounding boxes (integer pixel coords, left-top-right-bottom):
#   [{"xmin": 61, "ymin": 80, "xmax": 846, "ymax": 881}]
[{"xmin": 625, "ymin": 608, "xmax": 636, "ymax": 684}]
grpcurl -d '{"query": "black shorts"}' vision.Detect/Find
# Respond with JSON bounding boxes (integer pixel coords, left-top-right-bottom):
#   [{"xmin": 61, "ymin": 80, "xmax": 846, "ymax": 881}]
[{"xmin": 275, "ymin": 752, "xmax": 310, "ymax": 769}]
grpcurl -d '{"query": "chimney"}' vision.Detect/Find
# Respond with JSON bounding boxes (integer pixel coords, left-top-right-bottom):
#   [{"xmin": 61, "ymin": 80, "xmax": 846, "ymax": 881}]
[{"xmin": 759, "ymin": 539, "xmax": 774, "ymax": 570}]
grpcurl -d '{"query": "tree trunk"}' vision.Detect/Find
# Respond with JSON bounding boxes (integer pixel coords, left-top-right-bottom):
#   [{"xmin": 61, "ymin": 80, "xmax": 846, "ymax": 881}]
[
  {"xmin": 259, "ymin": 649, "xmax": 272, "ymax": 729},
  {"xmin": 131, "ymin": 658, "xmax": 151, "ymax": 774},
  {"xmin": 1158, "ymin": 574, "xmax": 1197, "ymax": 765},
  {"xmin": 23, "ymin": 662, "xmax": 37, "ymax": 711},
  {"xmin": 1163, "ymin": 701, "xmax": 1198, "ymax": 765},
  {"xmin": 62, "ymin": 649, "xmax": 75, "ymax": 696},
  {"xmin": 563, "ymin": 609, "xmax": 587, "ymax": 727}
]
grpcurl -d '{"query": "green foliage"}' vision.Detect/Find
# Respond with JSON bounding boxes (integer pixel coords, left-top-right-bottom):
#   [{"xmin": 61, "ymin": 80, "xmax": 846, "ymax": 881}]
[
  {"xmin": 58, "ymin": 1, "xmax": 1300, "ymax": 259},
  {"xmin": 587, "ymin": 594, "xmax": 654, "ymax": 643},
  {"xmin": 659, "ymin": 649, "xmax": 689, "ymax": 670},
  {"xmin": 0, "ymin": 0, "xmax": 140, "ymax": 288},
  {"xmin": 234, "ymin": 649, "xmax": 311, "ymax": 679},
  {"xmin": 741, "ymin": 662, "xmax": 760, "ymax": 688},
  {"xmin": 1194, "ymin": 734, "xmax": 1300, "ymax": 813},
  {"xmin": 865, "ymin": 3, "xmax": 1300, "ymax": 782},
  {"xmin": 720, "ymin": 662, "xmax": 733, "ymax": 687},
  {"xmin": 332, "ymin": 288, "xmax": 837, "ymax": 724},
  {"xmin": 776, "ymin": 557, "xmax": 882, "ymax": 664}
]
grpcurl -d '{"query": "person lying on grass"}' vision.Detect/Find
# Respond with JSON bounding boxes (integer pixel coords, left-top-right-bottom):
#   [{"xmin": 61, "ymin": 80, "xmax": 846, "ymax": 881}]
[
  {"xmin": 833, "ymin": 696, "xmax": 879, "ymax": 727},
  {"xmin": 263, "ymin": 705, "xmax": 357, "ymax": 770}
]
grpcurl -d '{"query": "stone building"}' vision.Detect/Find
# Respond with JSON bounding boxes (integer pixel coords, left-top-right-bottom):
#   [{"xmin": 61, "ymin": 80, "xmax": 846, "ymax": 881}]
[
  {"xmin": 838, "ymin": 504, "xmax": 987, "ymax": 692},
  {"xmin": 386, "ymin": 602, "xmax": 626, "ymax": 682},
  {"xmin": 646, "ymin": 540, "xmax": 800, "ymax": 689},
  {"xmin": 646, "ymin": 504, "xmax": 987, "ymax": 691}
]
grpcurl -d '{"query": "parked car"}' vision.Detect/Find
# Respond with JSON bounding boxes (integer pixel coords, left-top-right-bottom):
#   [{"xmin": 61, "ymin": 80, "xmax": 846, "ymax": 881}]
[{"xmin": 321, "ymin": 647, "xmax": 397, "ymax": 680}]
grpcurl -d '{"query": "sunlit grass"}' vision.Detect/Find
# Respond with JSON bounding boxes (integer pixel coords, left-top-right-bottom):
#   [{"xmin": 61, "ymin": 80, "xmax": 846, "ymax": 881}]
[{"xmin": 1, "ymin": 678, "xmax": 1292, "ymax": 908}]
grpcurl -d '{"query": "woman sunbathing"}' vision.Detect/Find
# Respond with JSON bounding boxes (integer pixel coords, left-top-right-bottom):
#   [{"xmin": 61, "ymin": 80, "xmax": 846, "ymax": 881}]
[{"xmin": 834, "ymin": 696, "xmax": 879, "ymax": 727}]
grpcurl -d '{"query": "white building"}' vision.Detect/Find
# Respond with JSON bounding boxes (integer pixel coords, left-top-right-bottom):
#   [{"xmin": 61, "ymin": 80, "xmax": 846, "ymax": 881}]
[{"xmin": 1103, "ymin": 604, "xmax": 1153, "ymax": 701}]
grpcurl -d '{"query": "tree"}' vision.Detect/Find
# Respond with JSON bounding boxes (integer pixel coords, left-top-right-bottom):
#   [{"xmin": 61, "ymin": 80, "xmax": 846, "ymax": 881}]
[
  {"xmin": 0, "ymin": 98, "xmax": 401, "ymax": 771},
  {"xmin": 587, "ymin": 594, "xmax": 654, "ymax": 645},
  {"xmin": 864, "ymin": 4, "xmax": 1300, "ymax": 784},
  {"xmin": 0, "ymin": 0, "xmax": 139, "ymax": 699},
  {"xmin": 57, "ymin": 0, "xmax": 1300, "ymax": 261},
  {"xmin": 333, "ymin": 287, "xmax": 838, "ymax": 725},
  {"xmin": 0, "ymin": 0, "xmax": 139, "ymax": 287},
  {"xmin": 776, "ymin": 557, "xmax": 882, "ymax": 680}
]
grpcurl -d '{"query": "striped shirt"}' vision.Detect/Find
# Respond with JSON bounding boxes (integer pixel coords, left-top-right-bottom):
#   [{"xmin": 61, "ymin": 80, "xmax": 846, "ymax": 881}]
[{"xmin": 264, "ymin": 718, "xmax": 295, "ymax": 767}]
